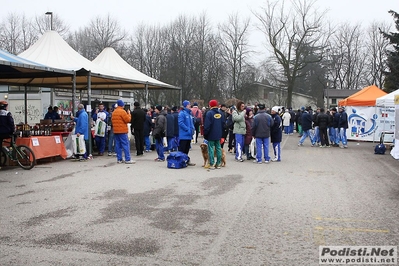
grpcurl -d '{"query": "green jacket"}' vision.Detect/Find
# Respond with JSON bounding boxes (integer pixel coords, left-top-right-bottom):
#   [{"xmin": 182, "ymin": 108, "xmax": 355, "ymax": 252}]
[{"xmin": 232, "ymin": 109, "xmax": 246, "ymax": 135}]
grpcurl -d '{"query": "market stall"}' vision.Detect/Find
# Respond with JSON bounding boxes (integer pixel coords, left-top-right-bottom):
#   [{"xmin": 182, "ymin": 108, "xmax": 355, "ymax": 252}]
[{"xmin": 338, "ymin": 85, "xmax": 387, "ymax": 142}]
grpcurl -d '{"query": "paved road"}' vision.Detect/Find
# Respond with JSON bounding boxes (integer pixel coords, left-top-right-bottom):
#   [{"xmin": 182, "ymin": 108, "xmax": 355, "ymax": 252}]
[{"xmin": 0, "ymin": 134, "xmax": 398, "ymax": 265}]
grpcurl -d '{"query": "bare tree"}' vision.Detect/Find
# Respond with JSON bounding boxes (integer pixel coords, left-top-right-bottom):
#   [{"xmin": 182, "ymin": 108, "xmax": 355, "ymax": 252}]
[
  {"xmin": 218, "ymin": 13, "xmax": 251, "ymax": 99},
  {"xmin": 253, "ymin": 0, "xmax": 327, "ymax": 108},
  {"xmin": 328, "ymin": 23, "xmax": 366, "ymax": 90},
  {"xmin": 364, "ymin": 21, "xmax": 390, "ymax": 88}
]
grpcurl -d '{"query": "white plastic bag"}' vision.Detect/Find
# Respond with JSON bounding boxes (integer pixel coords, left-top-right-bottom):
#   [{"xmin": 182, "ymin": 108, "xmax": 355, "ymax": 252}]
[
  {"xmin": 94, "ymin": 120, "xmax": 106, "ymax": 137},
  {"xmin": 72, "ymin": 134, "xmax": 86, "ymax": 155},
  {"xmin": 250, "ymin": 138, "xmax": 256, "ymax": 157},
  {"xmin": 163, "ymin": 137, "xmax": 168, "ymax": 147}
]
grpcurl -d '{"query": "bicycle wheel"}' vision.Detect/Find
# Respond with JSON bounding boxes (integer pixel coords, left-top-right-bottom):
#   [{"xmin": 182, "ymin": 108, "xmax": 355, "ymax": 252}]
[
  {"xmin": 15, "ymin": 145, "xmax": 36, "ymax": 170},
  {"xmin": 0, "ymin": 148, "xmax": 6, "ymax": 166}
]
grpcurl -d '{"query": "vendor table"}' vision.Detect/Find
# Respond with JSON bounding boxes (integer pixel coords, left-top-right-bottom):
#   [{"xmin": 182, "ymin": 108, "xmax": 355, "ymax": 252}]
[{"xmin": 16, "ymin": 136, "xmax": 67, "ymax": 160}]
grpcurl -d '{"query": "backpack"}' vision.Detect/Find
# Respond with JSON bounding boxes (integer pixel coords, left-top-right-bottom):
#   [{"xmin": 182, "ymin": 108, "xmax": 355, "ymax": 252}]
[
  {"xmin": 374, "ymin": 144, "xmax": 386, "ymax": 155},
  {"xmin": 194, "ymin": 110, "xmax": 201, "ymax": 124},
  {"xmin": 167, "ymin": 151, "xmax": 189, "ymax": 169},
  {"xmin": 225, "ymin": 114, "xmax": 233, "ymax": 129}
]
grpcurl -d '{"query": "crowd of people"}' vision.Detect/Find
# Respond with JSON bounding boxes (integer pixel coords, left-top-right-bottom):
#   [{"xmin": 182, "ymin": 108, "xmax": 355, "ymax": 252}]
[
  {"xmin": 71, "ymin": 99, "xmax": 350, "ymax": 167},
  {"xmin": 1, "ymin": 97, "xmax": 349, "ymax": 168}
]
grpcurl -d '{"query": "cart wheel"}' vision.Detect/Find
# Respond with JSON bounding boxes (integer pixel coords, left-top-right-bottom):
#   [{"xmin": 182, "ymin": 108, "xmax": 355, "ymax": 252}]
[{"xmin": 0, "ymin": 148, "xmax": 6, "ymax": 166}]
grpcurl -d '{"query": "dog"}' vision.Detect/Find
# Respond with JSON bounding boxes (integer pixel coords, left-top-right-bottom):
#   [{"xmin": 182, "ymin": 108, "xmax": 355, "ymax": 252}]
[{"xmin": 200, "ymin": 143, "xmax": 226, "ymax": 167}]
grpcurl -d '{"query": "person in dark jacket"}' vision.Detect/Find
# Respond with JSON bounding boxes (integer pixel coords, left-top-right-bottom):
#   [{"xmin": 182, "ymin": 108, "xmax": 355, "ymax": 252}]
[
  {"xmin": 143, "ymin": 108, "xmax": 153, "ymax": 152},
  {"xmin": 326, "ymin": 109, "xmax": 335, "ymax": 146},
  {"xmin": 316, "ymin": 108, "xmax": 330, "ymax": 147},
  {"xmin": 165, "ymin": 107, "xmax": 176, "ymax": 153},
  {"xmin": 313, "ymin": 107, "xmax": 320, "ymax": 145},
  {"xmin": 0, "ymin": 101, "xmax": 15, "ymax": 146},
  {"xmin": 131, "ymin": 101, "xmax": 146, "ymax": 156},
  {"xmin": 270, "ymin": 106, "xmax": 282, "ymax": 161},
  {"xmin": 204, "ymin": 99, "xmax": 224, "ymax": 169},
  {"xmin": 298, "ymin": 107, "xmax": 315, "ymax": 147},
  {"xmin": 244, "ymin": 108, "xmax": 254, "ymax": 160},
  {"xmin": 331, "ymin": 107, "xmax": 340, "ymax": 147},
  {"xmin": 171, "ymin": 106, "xmax": 179, "ymax": 152},
  {"xmin": 251, "ymin": 103, "xmax": 274, "ymax": 163},
  {"xmin": 338, "ymin": 106, "xmax": 349, "ymax": 148},
  {"xmin": 152, "ymin": 105, "xmax": 167, "ymax": 161}
]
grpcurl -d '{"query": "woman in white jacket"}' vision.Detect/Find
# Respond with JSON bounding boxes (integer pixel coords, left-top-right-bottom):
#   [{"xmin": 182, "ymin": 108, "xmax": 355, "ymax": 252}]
[{"xmin": 282, "ymin": 110, "xmax": 291, "ymax": 135}]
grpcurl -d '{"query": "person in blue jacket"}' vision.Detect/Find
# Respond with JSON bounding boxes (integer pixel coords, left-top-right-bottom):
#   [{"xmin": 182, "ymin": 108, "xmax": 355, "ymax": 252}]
[
  {"xmin": 71, "ymin": 103, "xmax": 89, "ymax": 160},
  {"xmin": 178, "ymin": 100, "xmax": 196, "ymax": 166},
  {"xmin": 204, "ymin": 99, "xmax": 224, "ymax": 169}
]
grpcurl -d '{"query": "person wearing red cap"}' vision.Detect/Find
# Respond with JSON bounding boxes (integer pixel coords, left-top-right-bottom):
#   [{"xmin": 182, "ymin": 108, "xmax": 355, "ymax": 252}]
[{"xmin": 203, "ymin": 99, "xmax": 224, "ymax": 169}]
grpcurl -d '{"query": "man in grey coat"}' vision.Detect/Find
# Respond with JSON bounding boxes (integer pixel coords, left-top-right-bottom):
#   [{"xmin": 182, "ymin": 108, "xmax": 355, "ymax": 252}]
[{"xmin": 251, "ymin": 103, "xmax": 274, "ymax": 164}]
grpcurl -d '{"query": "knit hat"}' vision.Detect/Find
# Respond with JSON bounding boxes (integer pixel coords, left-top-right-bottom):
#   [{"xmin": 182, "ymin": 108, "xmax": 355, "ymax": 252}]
[
  {"xmin": 300, "ymin": 106, "xmax": 305, "ymax": 111},
  {"xmin": 271, "ymin": 106, "xmax": 279, "ymax": 113},
  {"xmin": 171, "ymin": 106, "xmax": 177, "ymax": 112},
  {"xmin": 258, "ymin": 103, "xmax": 265, "ymax": 109},
  {"xmin": 134, "ymin": 101, "xmax": 140, "ymax": 107},
  {"xmin": 183, "ymin": 100, "xmax": 190, "ymax": 108},
  {"xmin": 155, "ymin": 105, "xmax": 162, "ymax": 111},
  {"xmin": 245, "ymin": 107, "xmax": 252, "ymax": 116},
  {"xmin": 117, "ymin": 99, "xmax": 124, "ymax": 107},
  {"xmin": 209, "ymin": 99, "xmax": 218, "ymax": 108},
  {"xmin": 193, "ymin": 102, "xmax": 198, "ymax": 106}
]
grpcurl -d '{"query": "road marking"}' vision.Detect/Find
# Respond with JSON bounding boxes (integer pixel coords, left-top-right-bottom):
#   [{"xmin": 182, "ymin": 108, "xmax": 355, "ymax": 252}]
[
  {"xmin": 314, "ymin": 226, "xmax": 389, "ymax": 233},
  {"xmin": 314, "ymin": 216, "xmax": 377, "ymax": 223}
]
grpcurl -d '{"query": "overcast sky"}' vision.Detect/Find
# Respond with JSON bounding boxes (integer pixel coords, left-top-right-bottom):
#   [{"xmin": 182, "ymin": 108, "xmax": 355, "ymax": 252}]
[{"xmin": 1, "ymin": 0, "xmax": 398, "ymax": 62}]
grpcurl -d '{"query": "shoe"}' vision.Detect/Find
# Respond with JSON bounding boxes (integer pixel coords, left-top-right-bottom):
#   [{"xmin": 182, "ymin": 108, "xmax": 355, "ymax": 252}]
[
  {"xmin": 340, "ymin": 145, "xmax": 344, "ymax": 149},
  {"xmin": 108, "ymin": 152, "xmax": 112, "ymax": 156},
  {"xmin": 79, "ymin": 156, "xmax": 86, "ymax": 162},
  {"xmin": 215, "ymin": 165, "xmax": 221, "ymax": 169},
  {"xmin": 271, "ymin": 157, "xmax": 279, "ymax": 162},
  {"xmin": 136, "ymin": 153, "xmax": 144, "ymax": 156},
  {"xmin": 154, "ymin": 158, "xmax": 165, "ymax": 162},
  {"xmin": 87, "ymin": 154, "xmax": 93, "ymax": 160},
  {"xmin": 311, "ymin": 144, "xmax": 315, "ymax": 147},
  {"xmin": 117, "ymin": 160, "xmax": 124, "ymax": 164},
  {"xmin": 264, "ymin": 160, "xmax": 270, "ymax": 164},
  {"xmin": 253, "ymin": 160, "xmax": 262, "ymax": 164},
  {"xmin": 298, "ymin": 143, "xmax": 303, "ymax": 146},
  {"xmin": 98, "ymin": 152, "xmax": 104, "ymax": 156},
  {"xmin": 112, "ymin": 152, "xmax": 117, "ymax": 156},
  {"xmin": 228, "ymin": 149, "xmax": 233, "ymax": 153},
  {"xmin": 319, "ymin": 145, "xmax": 325, "ymax": 148},
  {"xmin": 209, "ymin": 165, "xmax": 216, "ymax": 170},
  {"xmin": 235, "ymin": 158, "xmax": 244, "ymax": 162},
  {"xmin": 187, "ymin": 162, "xmax": 196, "ymax": 166},
  {"xmin": 344, "ymin": 145, "xmax": 348, "ymax": 148},
  {"xmin": 145, "ymin": 150, "xmax": 151, "ymax": 152},
  {"xmin": 125, "ymin": 160, "xmax": 136, "ymax": 164}
]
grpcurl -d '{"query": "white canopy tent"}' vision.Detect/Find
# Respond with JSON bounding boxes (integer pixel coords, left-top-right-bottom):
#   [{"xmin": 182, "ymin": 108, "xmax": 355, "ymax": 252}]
[
  {"xmin": 376, "ymin": 89, "xmax": 399, "ymax": 107},
  {"xmin": 92, "ymin": 47, "xmax": 181, "ymax": 105},
  {"xmin": 17, "ymin": 30, "xmax": 157, "ymax": 155}
]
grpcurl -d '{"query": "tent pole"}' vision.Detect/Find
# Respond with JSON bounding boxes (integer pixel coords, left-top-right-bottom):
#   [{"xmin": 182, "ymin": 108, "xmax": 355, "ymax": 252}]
[
  {"xmin": 87, "ymin": 71, "xmax": 92, "ymax": 157},
  {"xmin": 72, "ymin": 72, "xmax": 76, "ymax": 115},
  {"xmin": 24, "ymin": 85, "xmax": 28, "ymax": 124},
  {"xmin": 145, "ymin": 83, "xmax": 148, "ymax": 108}
]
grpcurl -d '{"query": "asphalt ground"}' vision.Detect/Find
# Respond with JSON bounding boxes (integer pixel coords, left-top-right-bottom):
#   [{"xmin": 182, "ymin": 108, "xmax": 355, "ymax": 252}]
[{"xmin": 0, "ymin": 133, "xmax": 398, "ymax": 265}]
